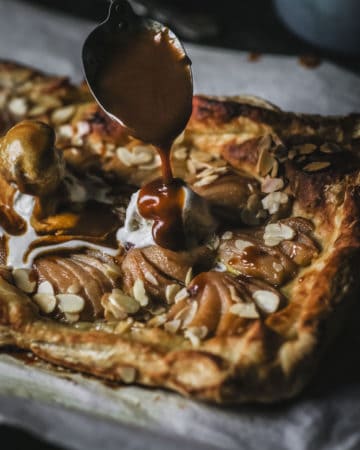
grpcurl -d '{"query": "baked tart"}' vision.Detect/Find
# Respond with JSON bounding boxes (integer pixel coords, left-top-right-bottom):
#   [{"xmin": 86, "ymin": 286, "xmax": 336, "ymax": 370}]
[{"xmin": 0, "ymin": 61, "xmax": 359, "ymax": 403}]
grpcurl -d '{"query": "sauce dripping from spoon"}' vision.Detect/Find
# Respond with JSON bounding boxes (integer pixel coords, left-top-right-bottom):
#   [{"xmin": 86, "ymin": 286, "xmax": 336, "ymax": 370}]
[{"xmin": 83, "ymin": 1, "xmax": 193, "ymax": 250}]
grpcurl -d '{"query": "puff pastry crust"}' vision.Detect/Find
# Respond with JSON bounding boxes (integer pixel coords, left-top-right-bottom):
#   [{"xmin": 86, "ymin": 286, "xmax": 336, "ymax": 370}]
[{"xmin": 0, "ymin": 61, "xmax": 359, "ymax": 403}]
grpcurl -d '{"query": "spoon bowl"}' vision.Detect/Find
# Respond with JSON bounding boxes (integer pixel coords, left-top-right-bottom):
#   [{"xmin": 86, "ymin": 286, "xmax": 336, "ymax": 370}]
[{"xmin": 82, "ymin": 0, "xmax": 193, "ymax": 146}]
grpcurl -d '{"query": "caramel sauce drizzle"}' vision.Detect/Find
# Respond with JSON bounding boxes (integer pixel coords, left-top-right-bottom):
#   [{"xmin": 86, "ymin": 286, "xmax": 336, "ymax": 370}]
[{"xmin": 94, "ymin": 27, "xmax": 193, "ymax": 250}]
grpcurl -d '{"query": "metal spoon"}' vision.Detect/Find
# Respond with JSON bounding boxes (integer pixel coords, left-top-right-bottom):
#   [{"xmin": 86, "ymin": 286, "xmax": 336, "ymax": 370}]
[{"xmin": 82, "ymin": 0, "xmax": 193, "ymax": 144}]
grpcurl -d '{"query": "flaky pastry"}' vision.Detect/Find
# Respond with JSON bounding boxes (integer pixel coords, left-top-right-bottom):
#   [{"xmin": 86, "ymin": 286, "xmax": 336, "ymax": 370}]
[{"xmin": 0, "ymin": 61, "xmax": 359, "ymax": 403}]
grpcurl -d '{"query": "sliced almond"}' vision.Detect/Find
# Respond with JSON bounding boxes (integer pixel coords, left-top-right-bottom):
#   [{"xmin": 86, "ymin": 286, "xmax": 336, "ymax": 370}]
[
  {"xmin": 132, "ymin": 279, "xmax": 149, "ymax": 306},
  {"xmin": 57, "ymin": 124, "xmax": 73, "ymax": 139},
  {"xmin": 193, "ymin": 173, "xmax": 219, "ymax": 187},
  {"xmin": 298, "ymin": 143, "xmax": 317, "ymax": 155},
  {"xmin": 51, "ymin": 105, "xmax": 76, "ymax": 125},
  {"xmin": 37, "ymin": 281, "xmax": 54, "ymax": 295},
  {"xmin": 132, "ymin": 146, "xmax": 154, "ymax": 165},
  {"xmin": 184, "ymin": 326, "xmax": 208, "ymax": 347},
  {"xmin": 164, "ymin": 319, "xmax": 181, "ymax": 334},
  {"xmin": 139, "ymin": 154, "xmax": 161, "ymax": 170},
  {"xmin": 144, "ymin": 271, "xmax": 159, "ymax": 286},
  {"xmin": 261, "ymin": 192, "xmax": 289, "ymax": 214},
  {"xmin": 173, "ymin": 147, "xmax": 188, "ymax": 160},
  {"xmin": 57, "ymin": 294, "xmax": 85, "ymax": 314},
  {"xmin": 185, "ymin": 267, "xmax": 193, "ymax": 286},
  {"xmin": 109, "ymin": 289, "xmax": 140, "ymax": 314},
  {"xmin": 222, "ymin": 231, "xmax": 233, "ymax": 240},
  {"xmin": 66, "ymin": 283, "xmax": 81, "ymax": 294},
  {"xmin": 174, "ymin": 301, "xmax": 198, "ymax": 328},
  {"xmin": 320, "ymin": 143, "xmax": 341, "ymax": 154},
  {"xmin": 256, "ymin": 135, "xmax": 275, "ymax": 176},
  {"xmin": 261, "ymin": 176, "xmax": 284, "ymax": 193},
  {"xmin": 165, "ymin": 284, "xmax": 181, "ymax": 304},
  {"xmin": 116, "ymin": 147, "xmax": 133, "ymax": 167},
  {"xmin": 263, "ymin": 223, "xmax": 295, "ymax": 246},
  {"xmin": 28, "ymin": 105, "xmax": 47, "ymax": 117},
  {"xmin": 234, "ymin": 239, "xmax": 254, "ymax": 252},
  {"xmin": 33, "ymin": 293, "xmax": 57, "ymax": 314},
  {"xmin": 229, "ymin": 303, "xmax": 259, "ymax": 319},
  {"xmin": 252, "ymin": 290, "xmax": 280, "ymax": 314},
  {"xmin": 303, "ymin": 161, "xmax": 331, "ymax": 172},
  {"xmin": 13, "ymin": 268, "xmax": 36, "ymax": 293},
  {"xmin": 8, "ymin": 97, "xmax": 28, "ymax": 116},
  {"xmin": 118, "ymin": 366, "xmax": 137, "ymax": 383},
  {"xmin": 191, "ymin": 150, "xmax": 213, "ymax": 163},
  {"xmin": 64, "ymin": 312, "xmax": 80, "ymax": 323},
  {"xmin": 104, "ymin": 263, "xmax": 122, "ymax": 281},
  {"xmin": 174, "ymin": 287, "xmax": 189, "ymax": 303},
  {"xmin": 229, "ymin": 285, "xmax": 242, "ymax": 303}
]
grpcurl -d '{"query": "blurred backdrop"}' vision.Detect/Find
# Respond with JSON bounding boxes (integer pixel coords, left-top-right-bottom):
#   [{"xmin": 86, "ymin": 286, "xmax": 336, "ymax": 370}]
[{"xmin": 25, "ymin": 0, "xmax": 360, "ymax": 65}]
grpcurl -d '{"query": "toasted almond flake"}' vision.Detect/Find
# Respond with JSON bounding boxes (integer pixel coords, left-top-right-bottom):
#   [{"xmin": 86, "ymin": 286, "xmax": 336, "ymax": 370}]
[
  {"xmin": 132, "ymin": 146, "xmax": 154, "ymax": 164},
  {"xmin": 193, "ymin": 173, "xmax": 219, "ymax": 187},
  {"xmin": 229, "ymin": 302, "xmax": 259, "ymax": 319},
  {"xmin": 321, "ymin": 143, "xmax": 341, "ymax": 154},
  {"xmin": 37, "ymin": 281, "xmax": 54, "ymax": 295},
  {"xmin": 174, "ymin": 302, "xmax": 198, "ymax": 328},
  {"xmin": 165, "ymin": 284, "xmax": 181, "ymax": 304},
  {"xmin": 51, "ymin": 105, "xmax": 76, "ymax": 124},
  {"xmin": 57, "ymin": 124, "xmax": 73, "ymax": 139},
  {"xmin": 174, "ymin": 287, "xmax": 189, "ymax": 303},
  {"xmin": 148, "ymin": 313, "xmax": 167, "ymax": 327},
  {"xmin": 191, "ymin": 150, "xmax": 213, "ymax": 163},
  {"xmin": 66, "ymin": 283, "xmax": 81, "ymax": 294},
  {"xmin": 139, "ymin": 154, "xmax": 161, "ymax": 170},
  {"xmin": 118, "ymin": 366, "xmax": 136, "ymax": 383},
  {"xmin": 261, "ymin": 192, "xmax": 289, "ymax": 214},
  {"xmin": 116, "ymin": 147, "xmax": 133, "ymax": 166},
  {"xmin": 33, "ymin": 293, "xmax": 57, "ymax": 314},
  {"xmin": 229, "ymin": 285, "xmax": 242, "ymax": 303},
  {"xmin": 197, "ymin": 166, "xmax": 227, "ymax": 178},
  {"xmin": 185, "ymin": 267, "xmax": 193, "ymax": 286},
  {"xmin": 8, "ymin": 97, "xmax": 28, "ymax": 116},
  {"xmin": 184, "ymin": 326, "xmax": 208, "ymax": 347},
  {"xmin": 298, "ymin": 143, "xmax": 317, "ymax": 155},
  {"xmin": 76, "ymin": 121, "xmax": 91, "ymax": 137},
  {"xmin": 264, "ymin": 223, "xmax": 295, "ymax": 246},
  {"xmin": 164, "ymin": 319, "xmax": 181, "ymax": 334},
  {"xmin": 273, "ymin": 262, "xmax": 283, "ymax": 272},
  {"xmin": 173, "ymin": 147, "xmax": 188, "ymax": 160},
  {"xmin": 57, "ymin": 294, "xmax": 85, "ymax": 314},
  {"xmin": 28, "ymin": 105, "xmax": 47, "ymax": 117},
  {"xmin": 109, "ymin": 289, "xmax": 140, "ymax": 314},
  {"xmin": 252, "ymin": 290, "xmax": 280, "ymax": 314},
  {"xmin": 13, "ymin": 268, "xmax": 36, "ymax": 293},
  {"xmin": 303, "ymin": 161, "xmax": 331, "ymax": 172},
  {"xmin": 114, "ymin": 318, "xmax": 134, "ymax": 334},
  {"xmin": 132, "ymin": 279, "xmax": 149, "ymax": 306},
  {"xmin": 104, "ymin": 263, "xmax": 122, "ymax": 281},
  {"xmin": 222, "ymin": 231, "xmax": 233, "ymax": 240},
  {"xmin": 256, "ymin": 135, "xmax": 275, "ymax": 176},
  {"xmin": 234, "ymin": 239, "xmax": 253, "ymax": 252},
  {"xmin": 64, "ymin": 312, "xmax": 80, "ymax": 323},
  {"xmin": 261, "ymin": 176, "xmax": 284, "ymax": 193},
  {"xmin": 144, "ymin": 271, "xmax": 159, "ymax": 286}
]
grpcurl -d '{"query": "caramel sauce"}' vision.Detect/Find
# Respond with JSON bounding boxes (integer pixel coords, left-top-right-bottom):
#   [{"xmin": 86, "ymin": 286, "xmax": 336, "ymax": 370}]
[
  {"xmin": 138, "ymin": 178, "xmax": 186, "ymax": 251},
  {"xmin": 93, "ymin": 26, "xmax": 193, "ymax": 250}
]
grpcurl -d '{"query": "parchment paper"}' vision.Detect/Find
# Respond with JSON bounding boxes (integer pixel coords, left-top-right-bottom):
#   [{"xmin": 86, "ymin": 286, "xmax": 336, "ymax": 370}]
[{"xmin": 0, "ymin": 1, "xmax": 359, "ymax": 449}]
